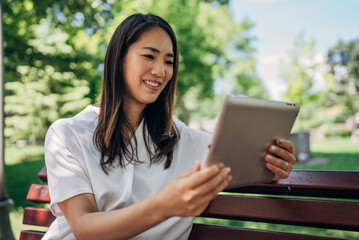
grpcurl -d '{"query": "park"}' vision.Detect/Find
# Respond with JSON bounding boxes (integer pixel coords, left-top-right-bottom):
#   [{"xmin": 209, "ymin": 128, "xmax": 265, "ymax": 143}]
[{"xmin": 1, "ymin": 0, "xmax": 359, "ymax": 239}]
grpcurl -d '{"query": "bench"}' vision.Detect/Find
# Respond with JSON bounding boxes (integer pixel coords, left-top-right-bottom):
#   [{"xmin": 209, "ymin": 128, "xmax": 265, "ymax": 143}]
[{"xmin": 20, "ymin": 166, "xmax": 359, "ymax": 240}]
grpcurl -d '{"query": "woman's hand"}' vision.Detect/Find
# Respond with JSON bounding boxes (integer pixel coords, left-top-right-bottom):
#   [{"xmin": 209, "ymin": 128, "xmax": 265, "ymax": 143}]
[
  {"xmin": 155, "ymin": 162, "xmax": 232, "ymax": 218},
  {"xmin": 264, "ymin": 138, "xmax": 296, "ymax": 180}
]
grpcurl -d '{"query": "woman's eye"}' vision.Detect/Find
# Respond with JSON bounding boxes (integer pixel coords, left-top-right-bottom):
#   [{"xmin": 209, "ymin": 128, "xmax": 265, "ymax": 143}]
[
  {"xmin": 166, "ymin": 60, "xmax": 173, "ymax": 65},
  {"xmin": 143, "ymin": 55, "xmax": 154, "ymax": 60}
]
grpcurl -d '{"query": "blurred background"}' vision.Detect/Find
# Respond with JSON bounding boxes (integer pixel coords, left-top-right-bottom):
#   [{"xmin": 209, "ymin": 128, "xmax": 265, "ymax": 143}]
[{"xmin": 2, "ymin": 0, "xmax": 359, "ymax": 238}]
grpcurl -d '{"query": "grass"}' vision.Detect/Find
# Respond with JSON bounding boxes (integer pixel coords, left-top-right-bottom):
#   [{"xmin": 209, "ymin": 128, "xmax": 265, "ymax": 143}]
[
  {"xmin": 295, "ymin": 138, "xmax": 359, "ymax": 171},
  {"xmin": 4, "ymin": 138, "xmax": 359, "ymax": 239},
  {"xmin": 4, "ymin": 144, "xmax": 47, "ymax": 239}
]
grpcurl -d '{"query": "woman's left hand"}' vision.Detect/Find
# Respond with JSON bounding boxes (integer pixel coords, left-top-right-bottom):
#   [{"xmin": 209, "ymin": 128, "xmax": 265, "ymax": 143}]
[{"xmin": 264, "ymin": 138, "xmax": 296, "ymax": 180}]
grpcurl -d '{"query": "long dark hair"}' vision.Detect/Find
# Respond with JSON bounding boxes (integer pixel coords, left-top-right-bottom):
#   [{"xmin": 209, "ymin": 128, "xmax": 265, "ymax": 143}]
[{"xmin": 94, "ymin": 13, "xmax": 180, "ymax": 173}]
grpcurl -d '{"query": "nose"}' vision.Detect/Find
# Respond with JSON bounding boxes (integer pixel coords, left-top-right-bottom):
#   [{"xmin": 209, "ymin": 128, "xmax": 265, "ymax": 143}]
[{"xmin": 151, "ymin": 61, "xmax": 165, "ymax": 78}]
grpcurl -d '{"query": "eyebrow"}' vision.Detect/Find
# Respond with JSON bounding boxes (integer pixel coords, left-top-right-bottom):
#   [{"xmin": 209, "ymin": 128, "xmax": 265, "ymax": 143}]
[{"xmin": 142, "ymin": 47, "xmax": 174, "ymax": 58}]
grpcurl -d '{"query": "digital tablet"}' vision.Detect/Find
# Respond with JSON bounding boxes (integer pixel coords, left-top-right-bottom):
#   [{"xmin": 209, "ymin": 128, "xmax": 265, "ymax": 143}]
[{"xmin": 203, "ymin": 96, "xmax": 300, "ymax": 189}]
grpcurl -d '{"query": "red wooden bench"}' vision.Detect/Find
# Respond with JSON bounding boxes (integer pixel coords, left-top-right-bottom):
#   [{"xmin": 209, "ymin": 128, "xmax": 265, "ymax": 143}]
[{"xmin": 21, "ymin": 166, "xmax": 359, "ymax": 240}]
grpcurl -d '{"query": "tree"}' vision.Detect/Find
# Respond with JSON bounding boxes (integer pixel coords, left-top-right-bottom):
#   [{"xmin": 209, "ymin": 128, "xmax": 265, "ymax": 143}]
[
  {"xmin": 281, "ymin": 32, "xmax": 326, "ymax": 131},
  {"xmin": 327, "ymin": 38, "xmax": 359, "ymax": 129},
  {"xmin": 5, "ymin": 65, "xmax": 91, "ymax": 143},
  {"xmin": 4, "ymin": 0, "xmax": 265, "ymax": 142},
  {"xmin": 3, "ymin": 0, "xmax": 115, "ymax": 143}
]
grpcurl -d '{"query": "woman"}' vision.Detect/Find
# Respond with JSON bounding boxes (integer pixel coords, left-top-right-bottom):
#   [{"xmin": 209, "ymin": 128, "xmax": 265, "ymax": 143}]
[{"xmin": 43, "ymin": 13, "xmax": 296, "ymax": 240}]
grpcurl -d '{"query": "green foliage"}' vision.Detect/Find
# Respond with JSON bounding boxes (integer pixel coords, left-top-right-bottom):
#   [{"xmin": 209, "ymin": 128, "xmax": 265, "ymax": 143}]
[
  {"xmin": 326, "ymin": 38, "xmax": 359, "ymax": 128},
  {"xmin": 5, "ymin": 65, "xmax": 91, "ymax": 143},
  {"xmin": 290, "ymin": 99, "xmax": 323, "ymax": 132},
  {"xmin": 282, "ymin": 32, "xmax": 321, "ymax": 104},
  {"xmin": 282, "ymin": 32, "xmax": 326, "ymax": 131},
  {"xmin": 327, "ymin": 38, "xmax": 359, "ymax": 92},
  {"xmin": 4, "ymin": 0, "xmax": 266, "ymax": 142},
  {"xmin": 282, "ymin": 34, "xmax": 359, "ymax": 132},
  {"xmin": 3, "ymin": 0, "xmax": 111, "ymax": 143},
  {"xmin": 5, "ymin": 144, "xmax": 44, "ymax": 165},
  {"xmin": 324, "ymin": 129, "xmax": 352, "ymax": 138}
]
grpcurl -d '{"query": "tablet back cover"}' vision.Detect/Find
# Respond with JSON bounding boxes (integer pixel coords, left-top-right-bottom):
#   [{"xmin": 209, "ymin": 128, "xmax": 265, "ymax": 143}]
[{"xmin": 204, "ymin": 96, "xmax": 300, "ymax": 188}]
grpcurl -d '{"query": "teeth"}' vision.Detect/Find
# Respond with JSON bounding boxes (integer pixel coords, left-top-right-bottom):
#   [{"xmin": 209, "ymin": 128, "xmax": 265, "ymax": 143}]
[{"xmin": 144, "ymin": 80, "xmax": 159, "ymax": 87}]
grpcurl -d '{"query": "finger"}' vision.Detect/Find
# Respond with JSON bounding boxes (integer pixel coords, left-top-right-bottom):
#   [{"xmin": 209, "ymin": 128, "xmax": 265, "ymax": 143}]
[
  {"xmin": 189, "ymin": 174, "xmax": 233, "ymax": 216},
  {"xmin": 265, "ymin": 162, "xmax": 289, "ymax": 180},
  {"xmin": 269, "ymin": 145, "xmax": 295, "ymax": 164},
  {"xmin": 276, "ymin": 138, "xmax": 295, "ymax": 155},
  {"xmin": 194, "ymin": 176, "xmax": 231, "ymax": 211},
  {"xmin": 212, "ymin": 174, "xmax": 232, "ymax": 194},
  {"xmin": 265, "ymin": 154, "xmax": 292, "ymax": 171},
  {"xmin": 187, "ymin": 163, "xmax": 224, "ymax": 188},
  {"xmin": 194, "ymin": 167, "xmax": 231, "ymax": 196}
]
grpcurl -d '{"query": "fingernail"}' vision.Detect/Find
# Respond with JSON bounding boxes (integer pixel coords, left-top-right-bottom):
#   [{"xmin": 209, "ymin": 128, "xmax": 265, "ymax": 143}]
[
  {"xmin": 271, "ymin": 146, "xmax": 276, "ymax": 151},
  {"xmin": 222, "ymin": 167, "xmax": 231, "ymax": 174}
]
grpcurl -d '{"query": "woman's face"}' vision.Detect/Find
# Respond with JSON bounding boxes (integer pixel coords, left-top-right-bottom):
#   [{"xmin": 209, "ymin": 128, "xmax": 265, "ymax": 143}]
[{"xmin": 122, "ymin": 27, "xmax": 174, "ymax": 111}]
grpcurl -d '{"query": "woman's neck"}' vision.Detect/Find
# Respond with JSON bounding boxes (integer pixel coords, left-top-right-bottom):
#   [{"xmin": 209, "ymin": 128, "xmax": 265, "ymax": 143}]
[{"xmin": 123, "ymin": 101, "xmax": 146, "ymax": 131}]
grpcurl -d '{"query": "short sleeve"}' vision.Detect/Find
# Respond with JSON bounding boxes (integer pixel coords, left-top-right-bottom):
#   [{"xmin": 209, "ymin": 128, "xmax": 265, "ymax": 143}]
[{"xmin": 45, "ymin": 127, "xmax": 93, "ymax": 216}]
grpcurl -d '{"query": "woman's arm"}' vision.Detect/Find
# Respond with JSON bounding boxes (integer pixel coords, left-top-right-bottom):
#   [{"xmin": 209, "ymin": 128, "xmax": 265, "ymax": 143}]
[
  {"xmin": 58, "ymin": 162, "xmax": 232, "ymax": 240},
  {"xmin": 265, "ymin": 138, "xmax": 296, "ymax": 180}
]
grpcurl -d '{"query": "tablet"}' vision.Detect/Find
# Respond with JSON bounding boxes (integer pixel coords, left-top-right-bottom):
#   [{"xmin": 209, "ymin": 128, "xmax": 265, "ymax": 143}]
[{"xmin": 203, "ymin": 96, "xmax": 300, "ymax": 189}]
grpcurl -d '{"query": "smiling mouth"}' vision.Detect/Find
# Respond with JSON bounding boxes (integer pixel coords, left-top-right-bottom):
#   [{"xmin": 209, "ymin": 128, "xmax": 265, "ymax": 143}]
[{"xmin": 143, "ymin": 80, "xmax": 160, "ymax": 87}]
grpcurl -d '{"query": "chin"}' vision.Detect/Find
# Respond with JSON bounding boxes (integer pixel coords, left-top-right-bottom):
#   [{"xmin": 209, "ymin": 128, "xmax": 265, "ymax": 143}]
[{"xmin": 141, "ymin": 97, "xmax": 159, "ymax": 105}]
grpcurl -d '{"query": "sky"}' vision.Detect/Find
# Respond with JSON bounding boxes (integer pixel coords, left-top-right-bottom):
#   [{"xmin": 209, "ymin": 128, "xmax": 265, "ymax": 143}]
[{"xmin": 229, "ymin": 0, "xmax": 359, "ymax": 100}]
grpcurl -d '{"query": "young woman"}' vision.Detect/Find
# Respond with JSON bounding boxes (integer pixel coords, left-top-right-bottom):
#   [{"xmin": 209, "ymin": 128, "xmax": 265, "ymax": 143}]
[{"xmin": 43, "ymin": 13, "xmax": 296, "ymax": 240}]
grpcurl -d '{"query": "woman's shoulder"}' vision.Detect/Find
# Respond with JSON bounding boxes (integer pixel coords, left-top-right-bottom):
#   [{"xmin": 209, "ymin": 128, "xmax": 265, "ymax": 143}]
[
  {"xmin": 174, "ymin": 119, "xmax": 211, "ymax": 141},
  {"xmin": 173, "ymin": 120, "xmax": 211, "ymax": 162},
  {"xmin": 48, "ymin": 105, "xmax": 99, "ymax": 138}
]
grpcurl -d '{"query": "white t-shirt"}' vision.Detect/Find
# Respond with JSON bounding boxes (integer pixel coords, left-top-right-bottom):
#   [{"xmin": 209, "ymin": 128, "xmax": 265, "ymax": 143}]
[{"xmin": 43, "ymin": 105, "xmax": 211, "ymax": 240}]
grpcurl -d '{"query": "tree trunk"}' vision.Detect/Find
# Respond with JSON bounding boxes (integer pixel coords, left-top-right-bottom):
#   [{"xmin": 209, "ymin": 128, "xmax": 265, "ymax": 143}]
[{"xmin": 0, "ymin": 2, "xmax": 15, "ymax": 239}]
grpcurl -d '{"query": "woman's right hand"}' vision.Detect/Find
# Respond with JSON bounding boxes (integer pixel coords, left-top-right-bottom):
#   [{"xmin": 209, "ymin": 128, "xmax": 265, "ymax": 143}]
[{"xmin": 155, "ymin": 162, "xmax": 232, "ymax": 218}]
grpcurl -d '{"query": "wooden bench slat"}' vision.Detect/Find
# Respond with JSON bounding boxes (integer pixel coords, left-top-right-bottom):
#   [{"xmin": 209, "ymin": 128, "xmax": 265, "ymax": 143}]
[
  {"xmin": 19, "ymin": 230, "xmax": 46, "ymax": 240},
  {"xmin": 189, "ymin": 224, "xmax": 346, "ymax": 240},
  {"xmin": 23, "ymin": 207, "xmax": 55, "ymax": 227},
  {"xmin": 278, "ymin": 170, "xmax": 359, "ymax": 189},
  {"xmin": 38, "ymin": 166, "xmax": 47, "ymax": 182},
  {"xmin": 202, "ymin": 195, "xmax": 359, "ymax": 231},
  {"xmin": 228, "ymin": 170, "xmax": 359, "ymax": 199},
  {"xmin": 26, "ymin": 184, "xmax": 50, "ymax": 203},
  {"xmin": 37, "ymin": 169, "xmax": 359, "ymax": 198}
]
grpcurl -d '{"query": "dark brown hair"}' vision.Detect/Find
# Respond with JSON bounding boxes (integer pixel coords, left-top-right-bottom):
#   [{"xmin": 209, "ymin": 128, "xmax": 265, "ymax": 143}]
[{"xmin": 94, "ymin": 13, "xmax": 180, "ymax": 173}]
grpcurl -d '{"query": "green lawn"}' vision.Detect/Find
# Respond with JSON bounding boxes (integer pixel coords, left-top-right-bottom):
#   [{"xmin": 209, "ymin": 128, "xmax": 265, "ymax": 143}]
[
  {"xmin": 295, "ymin": 138, "xmax": 359, "ymax": 171},
  {"xmin": 4, "ymin": 138, "xmax": 359, "ymax": 239},
  {"xmin": 4, "ymin": 144, "xmax": 47, "ymax": 239}
]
